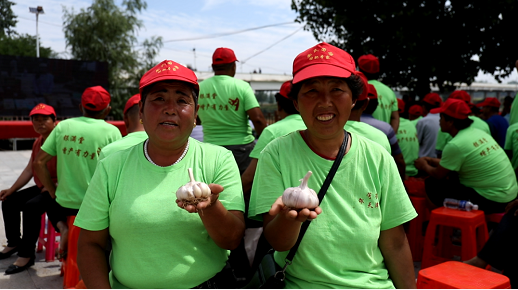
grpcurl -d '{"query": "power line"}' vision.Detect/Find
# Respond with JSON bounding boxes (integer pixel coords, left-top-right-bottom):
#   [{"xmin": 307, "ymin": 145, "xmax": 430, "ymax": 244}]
[
  {"xmin": 16, "ymin": 15, "xmax": 62, "ymax": 28},
  {"xmin": 162, "ymin": 21, "xmax": 297, "ymax": 43},
  {"xmin": 241, "ymin": 27, "xmax": 303, "ymax": 64}
]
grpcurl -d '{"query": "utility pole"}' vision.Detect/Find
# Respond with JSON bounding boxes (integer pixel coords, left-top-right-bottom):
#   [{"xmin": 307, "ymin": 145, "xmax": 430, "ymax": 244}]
[
  {"xmin": 29, "ymin": 6, "xmax": 44, "ymax": 58},
  {"xmin": 193, "ymin": 48, "xmax": 197, "ymax": 71}
]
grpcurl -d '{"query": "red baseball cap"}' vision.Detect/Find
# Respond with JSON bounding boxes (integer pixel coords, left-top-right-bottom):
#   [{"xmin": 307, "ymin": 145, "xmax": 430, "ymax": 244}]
[
  {"xmin": 397, "ymin": 98, "xmax": 405, "ymax": 113},
  {"xmin": 409, "ymin": 105, "xmax": 424, "ymax": 116},
  {"xmin": 367, "ymin": 84, "xmax": 378, "ymax": 100},
  {"xmin": 279, "ymin": 80, "xmax": 292, "ymax": 99},
  {"xmin": 356, "ymin": 71, "xmax": 369, "ymax": 101},
  {"xmin": 422, "ymin": 92, "xmax": 443, "ymax": 107},
  {"xmin": 139, "ymin": 60, "xmax": 199, "ymax": 95},
  {"xmin": 430, "ymin": 98, "xmax": 471, "ymax": 119},
  {"xmin": 123, "ymin": 94, "xmax": 141, "ymax": 115},
  {"xmin": 449, "ymin": 90, "xmax": 471, "ymax": 103},
  {"xmin": 30, "ymin": 103, "xmax": 56, "ymax": 118},
  {"xmin": 82, "ymin": 86, "xmax": 111, "ymax": 111},
  {"xmin": 476, "ymin": 97, "xmax": 501, "ymax": 108},
  {"xmin": 292, "ymin": 42, "xmax": 356, "ymax": 84},
  {"xmin": 212, "ymin": 47, "xmax": 238, "ymax": 65},
  {"xmin": 358, "ymin": 54, "xmax": 380, "ymax": 74}
]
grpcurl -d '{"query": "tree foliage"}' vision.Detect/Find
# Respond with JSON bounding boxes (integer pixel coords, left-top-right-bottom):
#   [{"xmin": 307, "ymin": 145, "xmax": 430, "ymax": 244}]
[
  {"xmin": 0, "ymin": 34, "xmax": 55, "ymax": 58},
  {"xmin": 292, "ymin": 0, "xmax": 518, "ymax": 96},
  {"xmin": 0, "ymin": 0, "xmax": 17, "ymax": 37},
  {"xmin": 63, "ymin": 0, "xmax": 162, "ymax": 119}
]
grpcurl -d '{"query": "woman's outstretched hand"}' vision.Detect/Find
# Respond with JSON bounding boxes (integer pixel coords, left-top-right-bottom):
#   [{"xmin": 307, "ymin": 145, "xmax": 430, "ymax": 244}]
[
  {"xmin": 176, "ymin": 183, "xmax": 223, "ymax": 213},
  {"xmin": 269, "ymin": 196, "xmax": 322, "ymax": 223}
]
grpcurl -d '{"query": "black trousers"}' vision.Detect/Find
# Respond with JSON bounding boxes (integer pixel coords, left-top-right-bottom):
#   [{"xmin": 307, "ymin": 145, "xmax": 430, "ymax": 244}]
[
  {"xmin": 223, "ymin": 141, "xmax": 255, "ymax": 175},
  {"xmin": 478, "ymin": 206, "xmax": 518, "ymax": 288}
]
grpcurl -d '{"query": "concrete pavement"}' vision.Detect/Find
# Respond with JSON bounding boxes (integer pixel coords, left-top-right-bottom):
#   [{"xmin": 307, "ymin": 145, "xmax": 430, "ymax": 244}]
[{"xmin": 0, "ymin": 150, "xmax": 63, "ymax": 289}]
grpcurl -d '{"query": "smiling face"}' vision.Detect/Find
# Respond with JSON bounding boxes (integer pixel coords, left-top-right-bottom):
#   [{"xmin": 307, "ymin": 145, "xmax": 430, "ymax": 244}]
[
  {"xmin": 31, "ymin": 114, "xmax": 55, "ymax": 137},
  {"xmin": 294, "ymin": 77, "xmax": 355, "ymax": 141},
  {"xmin": 140, "ymin": 81, "xmax": 198, "ymax": 146}
]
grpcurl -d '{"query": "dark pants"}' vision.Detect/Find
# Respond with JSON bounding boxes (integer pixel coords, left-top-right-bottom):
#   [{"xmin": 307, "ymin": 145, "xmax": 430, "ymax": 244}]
[
  {"xmin": 425, "ymin": 175, "xmax": 508, "ymax": 214},
  {"xmin": 478, "ymin": 206, "xmax": 518, "ymax": 288},
  {"xmin": 223, "ymin": 141, "xmax": 255, "ymax": 175},
  {"xmin": 3, "ymin": 188, "xmax": 78, "ymax": 258}
]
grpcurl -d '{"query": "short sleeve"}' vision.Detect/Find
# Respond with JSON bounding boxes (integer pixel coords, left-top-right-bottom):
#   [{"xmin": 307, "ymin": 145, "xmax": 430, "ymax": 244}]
[
  {"xmin": 41, "ymin": 124, "xmax": 59, "ymax": 156},
  {"xmin": 214, "ymin": 150, "xmax": 245, "ymax": 212},
  {"xmin": 249, "ymin": 128, "xmax": 276, "ymax": 159},
  {"xmin": 505, "ymin": 127, "xmax": 514, "ymax": 150},
  {"xmin": 390, "ymin": 91, "xmax": 398, "ymax": 112},
  {"xmin": 241, "ymin": 82, "xmax": 260, "ymax": 111},
  {"xmin": 440, "ymin": 143, "xmax": 464, "ymax": 171},
  {"xmin": 74, "ymin": 161, "xmax": 111, "ymax": 230}
]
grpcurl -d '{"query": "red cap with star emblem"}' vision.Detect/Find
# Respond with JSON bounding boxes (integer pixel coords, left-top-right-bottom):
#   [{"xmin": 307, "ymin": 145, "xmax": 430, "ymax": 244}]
[
  {"xmin": 212, "ymin": 47, "xmax": 238, "ymax": 65},
  {"xmin": 358, "ymin": 54, "xmax": 380, "ymax": 74},
  {"xmin": 422, "ymin": 92, "xmax": 443, "ymax": 107},
  {"xmin": 476, "ymin": 97, "xmax": 501, "ymax": 108},
  {"xmin": 29, "ymin": 103, "xmax": 56, "ymax": 118},
  {"xmin": 139, "ymin": 60, "xmax": 199, "ymax": 95},
  {"xmin": 81, "ymin": 86, "xmax": 111, "ymax": 111},
  {"xmin": 409, "ymin": 105, "xmax": 424, "ymax": 116},
  {"xmin": 279, "ymin": 80, "xmax": 292, "ymax": 99},
  {"xmin": 431, "ymin": 98, "xmax": 471, "ymax": 119},
  {"xmin": 292, "ymin": 42, "xmax": 356, "ymax": 84},
  {"xmin": 123, "ymin": 94, "xmax": 141, "ymax": 115}
]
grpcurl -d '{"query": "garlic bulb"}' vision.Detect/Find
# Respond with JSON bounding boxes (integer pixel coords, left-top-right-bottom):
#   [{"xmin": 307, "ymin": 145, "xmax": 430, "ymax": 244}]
[
  {"xmin": 282, "ymin": 171, "xmax": 319, "ymax": 209},
  {"xmin": 176, "ymin": 168, "xmax": 211, "ymax": 207}
]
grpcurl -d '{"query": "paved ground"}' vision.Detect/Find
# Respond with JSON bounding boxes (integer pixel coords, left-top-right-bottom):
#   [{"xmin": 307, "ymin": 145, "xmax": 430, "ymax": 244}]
[
  {"xmin": 0, "ymin": 150, "xmax": 423, "ymax": 288},
  {"xmin": 0, "ymin": 150, "xmax": 63, "ymax": 289}
]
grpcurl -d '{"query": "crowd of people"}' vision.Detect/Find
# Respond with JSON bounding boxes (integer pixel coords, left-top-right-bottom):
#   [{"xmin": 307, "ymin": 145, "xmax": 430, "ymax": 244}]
[{"xmin": 0, "ymin": 43, "xmax": 517, "ymax": 288}]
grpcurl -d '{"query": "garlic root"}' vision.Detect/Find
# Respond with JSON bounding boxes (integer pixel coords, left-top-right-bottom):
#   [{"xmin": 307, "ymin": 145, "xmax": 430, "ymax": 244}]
[{"xmin": 176, "ymin": 168, "xmax": 211, "ymax": 208}]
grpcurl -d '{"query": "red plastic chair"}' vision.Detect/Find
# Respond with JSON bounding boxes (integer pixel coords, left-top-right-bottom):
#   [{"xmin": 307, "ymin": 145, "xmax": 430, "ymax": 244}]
[
  {"xmin": 36, "ymin": 213, "xmax": 60, "ymax": 262},
  {"xmin": 421, "ymin": 207, "xmax": 489, "ymax": 269},
  {"xmin": 486, "ymin": 212, "xmax": 504, "ymax": 224},
  {"xmin": 62, "ymin": 215, "xmax": 81, "ymax": 289},
  {"xmin": 406, "ymin": 196, "xmax": 430, "ymax": 261},
  {"xmin": 404, "ymin": 177, "xmax": 426, "ymax": 197},
  {"xmin": 417, "ymin": 261, "xmax": 511, "ymax": 289}
]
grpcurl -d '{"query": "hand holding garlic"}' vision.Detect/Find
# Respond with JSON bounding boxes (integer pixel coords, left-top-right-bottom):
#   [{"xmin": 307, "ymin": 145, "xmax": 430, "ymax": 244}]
[
  {"xmin": 282, "ymin": 171, "xmax": 319, "ymax": 210},
  {"xmin": 176, "ymin": 168, "xmax": 212, "ymax": 209}
]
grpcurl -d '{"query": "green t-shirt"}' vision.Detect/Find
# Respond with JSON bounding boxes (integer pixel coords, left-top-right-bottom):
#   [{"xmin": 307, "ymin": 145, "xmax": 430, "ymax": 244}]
[
  {"xmin": 369, "ymin": 80, "xmax": 398, "ymax": 124},
  {"xmin": 410, "ymin": 116, "xmax": 422, "ymax": 127},
  {"xmin": 440, "ymin": 126, "xmax": 518, "ymax": 203},
  {"xmin": 509, "ymin": 93, "xmax": 518, "ymax": 126},
  {"xmin": 98, "ymin": 131, "xmax": 148, "ymax": 161},
  {"xmin": 436, "ymin": 116, "xmax": 491, "ymax": 152},
  {"xmin": 249, "ymin": 132, "xmax": 417, "ymax": 289},
  {"xmin": 41, "ymin": 117, "xmax": 122, "ymax": 209},
  {"xmin": 198, "ymin": 75, "xmax": 260, "ymax": 146},
  {"xmin": 74, "ymin": 139, "xmax": 244, "ymax": 289},
  {"xmin": 504, "ymin": 123, "xmax": 518, "ymax": 170},
  {"xmin": 396, "ymin": 118, "xmax": 419, "ymax": 176},
  {"xmin": 249, "ymin": 114, "xmax": 306, "ymax": 159},
  {"xmin": 345, "ymin": 120, "xmax": 391, "ymax": 153}
]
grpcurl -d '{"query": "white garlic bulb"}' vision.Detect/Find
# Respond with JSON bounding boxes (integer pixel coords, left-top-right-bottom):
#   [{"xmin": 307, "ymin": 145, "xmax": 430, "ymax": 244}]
[
  {"xmin": 176, "ymin": 168, "xmax": 211, "ymax": 207},
  {"xmin": 282, "ymin": 171, "xmax": 319, "ymax": 209}
]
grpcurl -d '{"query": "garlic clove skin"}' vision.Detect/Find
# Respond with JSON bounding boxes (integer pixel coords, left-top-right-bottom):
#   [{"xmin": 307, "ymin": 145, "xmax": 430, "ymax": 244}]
[
  {"xmin": 282, "ymin": 171, "xmax": 319, "ymax": 209},
  {"xmin": 175, "ymin": 168, "xmax": 212, "ymax": 207}
]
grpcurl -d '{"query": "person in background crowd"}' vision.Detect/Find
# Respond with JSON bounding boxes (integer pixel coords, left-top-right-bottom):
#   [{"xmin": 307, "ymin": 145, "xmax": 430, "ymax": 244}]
[
  {"xmin": 396, "ymin": 99, "xmax": 419, "ymax": 178},
  {"xmin": 416, "ymin": 93, "xmax": 443, "ymax": 158},
  {"xmin": 34, "ymin": 86, "xmax": 121, "ymax": 262},
  {"xmin": 415, "ymin": 99, "xmax": 517, "ymax": 214},
  {"xmin": 99, "ymin": 94, "xmax": 148, "ymax": 160},
  {"xmin": 190, "ymin": 116, "xmax": 204, "ymax": 142},
  {"xmin": 478, "ymin": 97, "xmax": 509, "ymax": 148},
  {"xmin": 249, "ymin": 42, "xmax": 416, "ymax": 289},
  {"xmin": 361, "ymin": 86, "xmax": 406, "ymax": 179},
  {"xmin": 501, "ymin": 95, "xmax": 513, "ymax": 123},
  {"xmin": 75, "ymin": 60, "xmax": 244, "ymax": 288},
  {"xmin": 465, "ymin": 199, "xmax": 518, "ymax": 288},
  {"xmin": 0, "ymin": 104, "xmax": 58, "ymax": 274},
  {"xmin": 345, "ymin": 73, "xmax": 390, "ymax": 153},
  {"xmin": 435, "ymin": 90, "xmax": 490, "ymax": 158},
  {"xmin": 198, "ymin": 47, "xmax": 267, "ymax": 174},
  {"xmin": 504, "ymin": 116, "xmax": 518, "ymax": 175},
  {"xmin": 358, "ymin": 54, "xmax": 400, "ymax": 132},
  {"xmin": 408, "ymin": 105, "xmax": 424, "ymax": 126}
]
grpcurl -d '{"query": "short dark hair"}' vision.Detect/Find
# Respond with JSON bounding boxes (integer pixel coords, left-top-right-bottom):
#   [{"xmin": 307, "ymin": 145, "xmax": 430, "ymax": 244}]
[
  {"xmin": 287, "ymin": 75, "xmax": 364, "ymax": 102},
  {"xmin": 352, "ymin": 99, "xmax": 367, "ymax": 111},
  {"xmin": 83, "ymin": 107, "xmax": 108, "ymax": 118},
  {"xmin": 274, "ymin": 93, "xmax": 299, "ymax": 115},
  {"xmin": 31, "ymin": 114, "xmax": 55, "ymax": 122},
  {"xmin": 363, "ymin": 98, "xmax": 379, "ymax": 114},
  {"xmin": 423, "ymin": 102, "xmax": 440, "ymax": 112},
  {"xmin": 442, "ymin": 113, "xmax": 473, "ymax": 130},
  {"xmin": 212, "ymin": 62, "xmax": 234, "ymax": 72},
  {"xmin": 125, "ymin": 104, "xmax": 139, "ymax": 119},
  {"xmin": 141, "ymin": 81, "xmax": 198, "ymax": 108}
]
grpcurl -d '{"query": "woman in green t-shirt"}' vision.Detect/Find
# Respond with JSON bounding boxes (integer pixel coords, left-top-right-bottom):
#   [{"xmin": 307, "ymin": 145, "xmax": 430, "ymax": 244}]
[
  {"xmin": 249, "ymin": 42, "xmax": 417, "ymax": 289},
  {"xmin": 74, "ymin": 60, "xmax": 245, "ymax": 288}
]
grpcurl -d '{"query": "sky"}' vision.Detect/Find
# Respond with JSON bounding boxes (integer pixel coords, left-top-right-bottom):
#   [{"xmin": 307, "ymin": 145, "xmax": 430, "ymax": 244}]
[{"xmin": 10, "ymin": 0, "xmax": 518, "ymax": 84}]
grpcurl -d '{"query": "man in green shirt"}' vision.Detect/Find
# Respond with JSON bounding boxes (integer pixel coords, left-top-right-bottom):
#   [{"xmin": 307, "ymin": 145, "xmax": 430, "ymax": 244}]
[
  {"xmin": 396, "ymin": 99, "xmax": 419, "ymax": 177},
  {"xmin": 198, "ymin": 47, "xmax": 267, "ymax": 174},
  {"xmin": 358, "ymin": 54, "xmax": 399, "ymax": 132},
  {"xmin": 415, "ymin": 99, "xmax": 517, "ymax": 213},
  {"xmin": 99, "ymin": 94, "xmax": 148, "ymax": 160}
]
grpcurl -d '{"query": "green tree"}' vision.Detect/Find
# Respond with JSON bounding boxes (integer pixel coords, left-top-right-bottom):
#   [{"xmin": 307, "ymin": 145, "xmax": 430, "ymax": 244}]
[
  {"xmin": 63, "ymin": 0, "xmax": 162, "ymax": 119},
  {"xmin": 0, "ymin": 0, "xmax": 17, "ymax": 37},
  {"xmin": 292, "ymin": 0, "xmax": 518, "ymax": 97},
  {"xmin": 0, "ymin": 34, "xmax": 55, "ymax": 57}
]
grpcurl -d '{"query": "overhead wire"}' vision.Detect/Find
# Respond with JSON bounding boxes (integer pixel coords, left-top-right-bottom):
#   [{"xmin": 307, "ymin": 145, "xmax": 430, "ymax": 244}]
[{"xmin": 240, "ymin": 27, "xmax": 303, "ymax": 64}]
